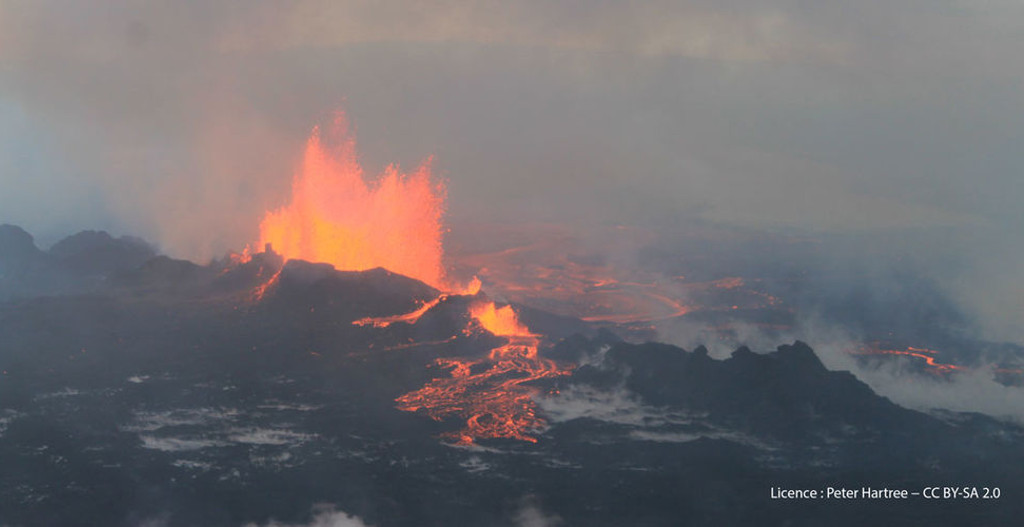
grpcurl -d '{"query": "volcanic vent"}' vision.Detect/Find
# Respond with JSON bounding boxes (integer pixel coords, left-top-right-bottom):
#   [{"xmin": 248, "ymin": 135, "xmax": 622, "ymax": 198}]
[{"xmin": 249, "ymin": 111, "xmax": 569, "ymax": 445}]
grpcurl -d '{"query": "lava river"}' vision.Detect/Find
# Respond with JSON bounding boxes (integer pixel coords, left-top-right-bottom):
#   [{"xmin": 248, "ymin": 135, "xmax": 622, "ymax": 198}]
[{"xmin": 394, "ymin": 301, "xmax": 570, "ymax": 445}]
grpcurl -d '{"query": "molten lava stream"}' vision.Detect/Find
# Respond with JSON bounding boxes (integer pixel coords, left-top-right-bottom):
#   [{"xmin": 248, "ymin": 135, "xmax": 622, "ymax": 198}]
[
  {"xmin": 352, "ymin": 278, "xmax": 480, "ymax": 329},
  {"xmin": 396, "ymin": 302, "xmax": 570, "ymax": 445},
  {"xmin": 851, "ymin": 344, "xmax": 963, "ymax": 374},
  {"xmin": 353, "ymin": 295, "xmax": 446, "ymax": 328}
]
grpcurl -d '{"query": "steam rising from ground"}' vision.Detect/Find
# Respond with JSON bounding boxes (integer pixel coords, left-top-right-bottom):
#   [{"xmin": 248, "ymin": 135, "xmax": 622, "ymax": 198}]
[
  {"xmin": 236, "ymin": 500, "xmax": 559, "ymax": 527},
  {"xmin": 513, "ymin": 497, "xmax": 562, "ymax": 527},
  {"xmin": 243, "ymin": 505, "xmax": 370, "ymax": 527},
  {"xmin": 663, "ymin": 315, "xmax": 1024, "ymax": 424},
  {"xmin": 812, "ymin": 337, "xmax": 1024, "ymax": 424}
]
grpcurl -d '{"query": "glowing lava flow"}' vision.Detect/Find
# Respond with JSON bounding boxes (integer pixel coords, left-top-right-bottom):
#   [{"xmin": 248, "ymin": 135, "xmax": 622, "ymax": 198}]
[
  {"xmin": 852, "ymin": 344, "xmax": 964, "ymax": 374},
  {"xmin": 352, "ymin": 277, "xmax": 480, "ymax": 328},
  {"xmin": 353, "ymin": 296, "xmax": 446, "ymax": 328},
  {"xmin": 257, "ymin": 113, "xmax": 448, "ymax": 290},
  {"xmin": 395, "ymin": 301, "xmax": 570, "ymax": 445},
  {"xmin": 250, "ymin": 268, "xmax": 282, "ymax": 302}
]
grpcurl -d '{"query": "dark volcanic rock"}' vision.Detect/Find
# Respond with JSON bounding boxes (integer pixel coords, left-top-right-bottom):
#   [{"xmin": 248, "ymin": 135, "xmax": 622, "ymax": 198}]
[
  {"xmin": 120, "ymin": 255, "xmax": 206, "ymax": 286},
  {"xmin": 49, "ymin": 230, "xmax": 156, "ymax": 276},
  {"xmin": 0, "ymin": 224, "xmax": 42, "ymax": 261},
  {"xmin": 264, "ymin": 261, "xmax": 440, "ymax": 321},
  {"xmin": 0, "ymin": 224, "xmax": 68, "ymax": 299},
  {"xmin": 0, "ymin": 226, "xmax": 1022, "ymax": 527},
  {"xmin": 1, "ymin": 226, "xmax": 157, "ymax": 299},
  {"xmin": 552, "ymin": 338, "xmax": 1010, "ymax": 458}
]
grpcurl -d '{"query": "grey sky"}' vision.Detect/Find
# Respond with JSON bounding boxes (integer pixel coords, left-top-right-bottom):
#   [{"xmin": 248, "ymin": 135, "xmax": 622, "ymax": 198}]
[{"xmin": 1, "ymin": 0, "xmax": 1021, "ymax": 339}]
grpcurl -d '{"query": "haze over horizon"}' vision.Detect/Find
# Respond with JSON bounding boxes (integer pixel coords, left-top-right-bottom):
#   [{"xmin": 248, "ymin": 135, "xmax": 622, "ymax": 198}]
[{"xmin": 1, "ymin": 0, "xmax": 1021, "ymax": 342}]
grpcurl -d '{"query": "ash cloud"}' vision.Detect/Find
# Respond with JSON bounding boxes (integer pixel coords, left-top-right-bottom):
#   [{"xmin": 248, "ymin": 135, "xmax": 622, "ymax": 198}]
[{"xmin": 1, "ymin": 1, "xmax": 1021, "ymax": 340}]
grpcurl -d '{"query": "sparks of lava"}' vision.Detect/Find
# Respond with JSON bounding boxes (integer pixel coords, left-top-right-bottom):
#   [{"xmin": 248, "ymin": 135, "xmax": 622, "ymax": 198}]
[
  {"xmin": 257, "ymin": 112, "xmax": 448, "ymax": 290},
  {"xmin": 851, "ymin": 344, "xmax": 964, "ymax": 374},
  {"xmin": 396, "ymin": 300, "xmax": 570, "ymax": 445}
]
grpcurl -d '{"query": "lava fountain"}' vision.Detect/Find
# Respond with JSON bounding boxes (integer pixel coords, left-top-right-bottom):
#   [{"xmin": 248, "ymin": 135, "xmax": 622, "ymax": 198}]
[
  {"xmin": 257, "ymin": 112, "xmax": 448, "ymax": 290},
  {"xmin": 256, "ymin": 110, "xmax": 564, "ymax": 444}
]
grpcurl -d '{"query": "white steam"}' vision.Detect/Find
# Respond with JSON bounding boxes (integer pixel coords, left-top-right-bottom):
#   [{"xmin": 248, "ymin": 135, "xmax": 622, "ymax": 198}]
[
  {"xmin": 513, "ymin": 497, "xmax": 562, "ymax": 527},
  {"xmin": 243, "ymin": 504, "xmax": 371, "ymax": 527}
]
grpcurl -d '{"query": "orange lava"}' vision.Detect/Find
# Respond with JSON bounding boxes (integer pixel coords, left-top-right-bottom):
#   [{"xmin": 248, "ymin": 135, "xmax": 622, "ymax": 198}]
[
  {"xmin": 250, "ymin": 268, "xmax": 282, "ymax": 302},
  {"xmin": 469, "ymin": 302, "xmax": 536, "ymax": 339},
  {"xmin": 711, "ymin": 277, "xmax": 744, "ymax": 289},
  {"xmin": 252, "ymin": 113, "xmax": 566, "ymax": 444},
  {"xmin": 257, "ymin": 112, "xmax": 447, "ymax": 290},
  {"xmin": 580, "ymin": 291, "xmax": 692, "ymax": 324},
  {"xmin": 447, "ymin": 224, "xmax": 789, "ymax": 326},
  {"xmin": 250, "ymin": 117, "xmax": 787, "ymax": 445},
  {"xmin": 353, "ymin": 295, "xmax": 446, "ymax": 328},
  {"xmin": 852, "ymin": 344, "xmax": 964, "ymax": 374},
  {"xmin": 227, "ymin": 247, "xmax": 253, "ymax": 266},
  {"xmin": 352, "ymin": 277, "xmax": 480, "ymax": 328},
  {"xmin": 396, "ymin": 301, "xmax": 569, "ymax": 445}
]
